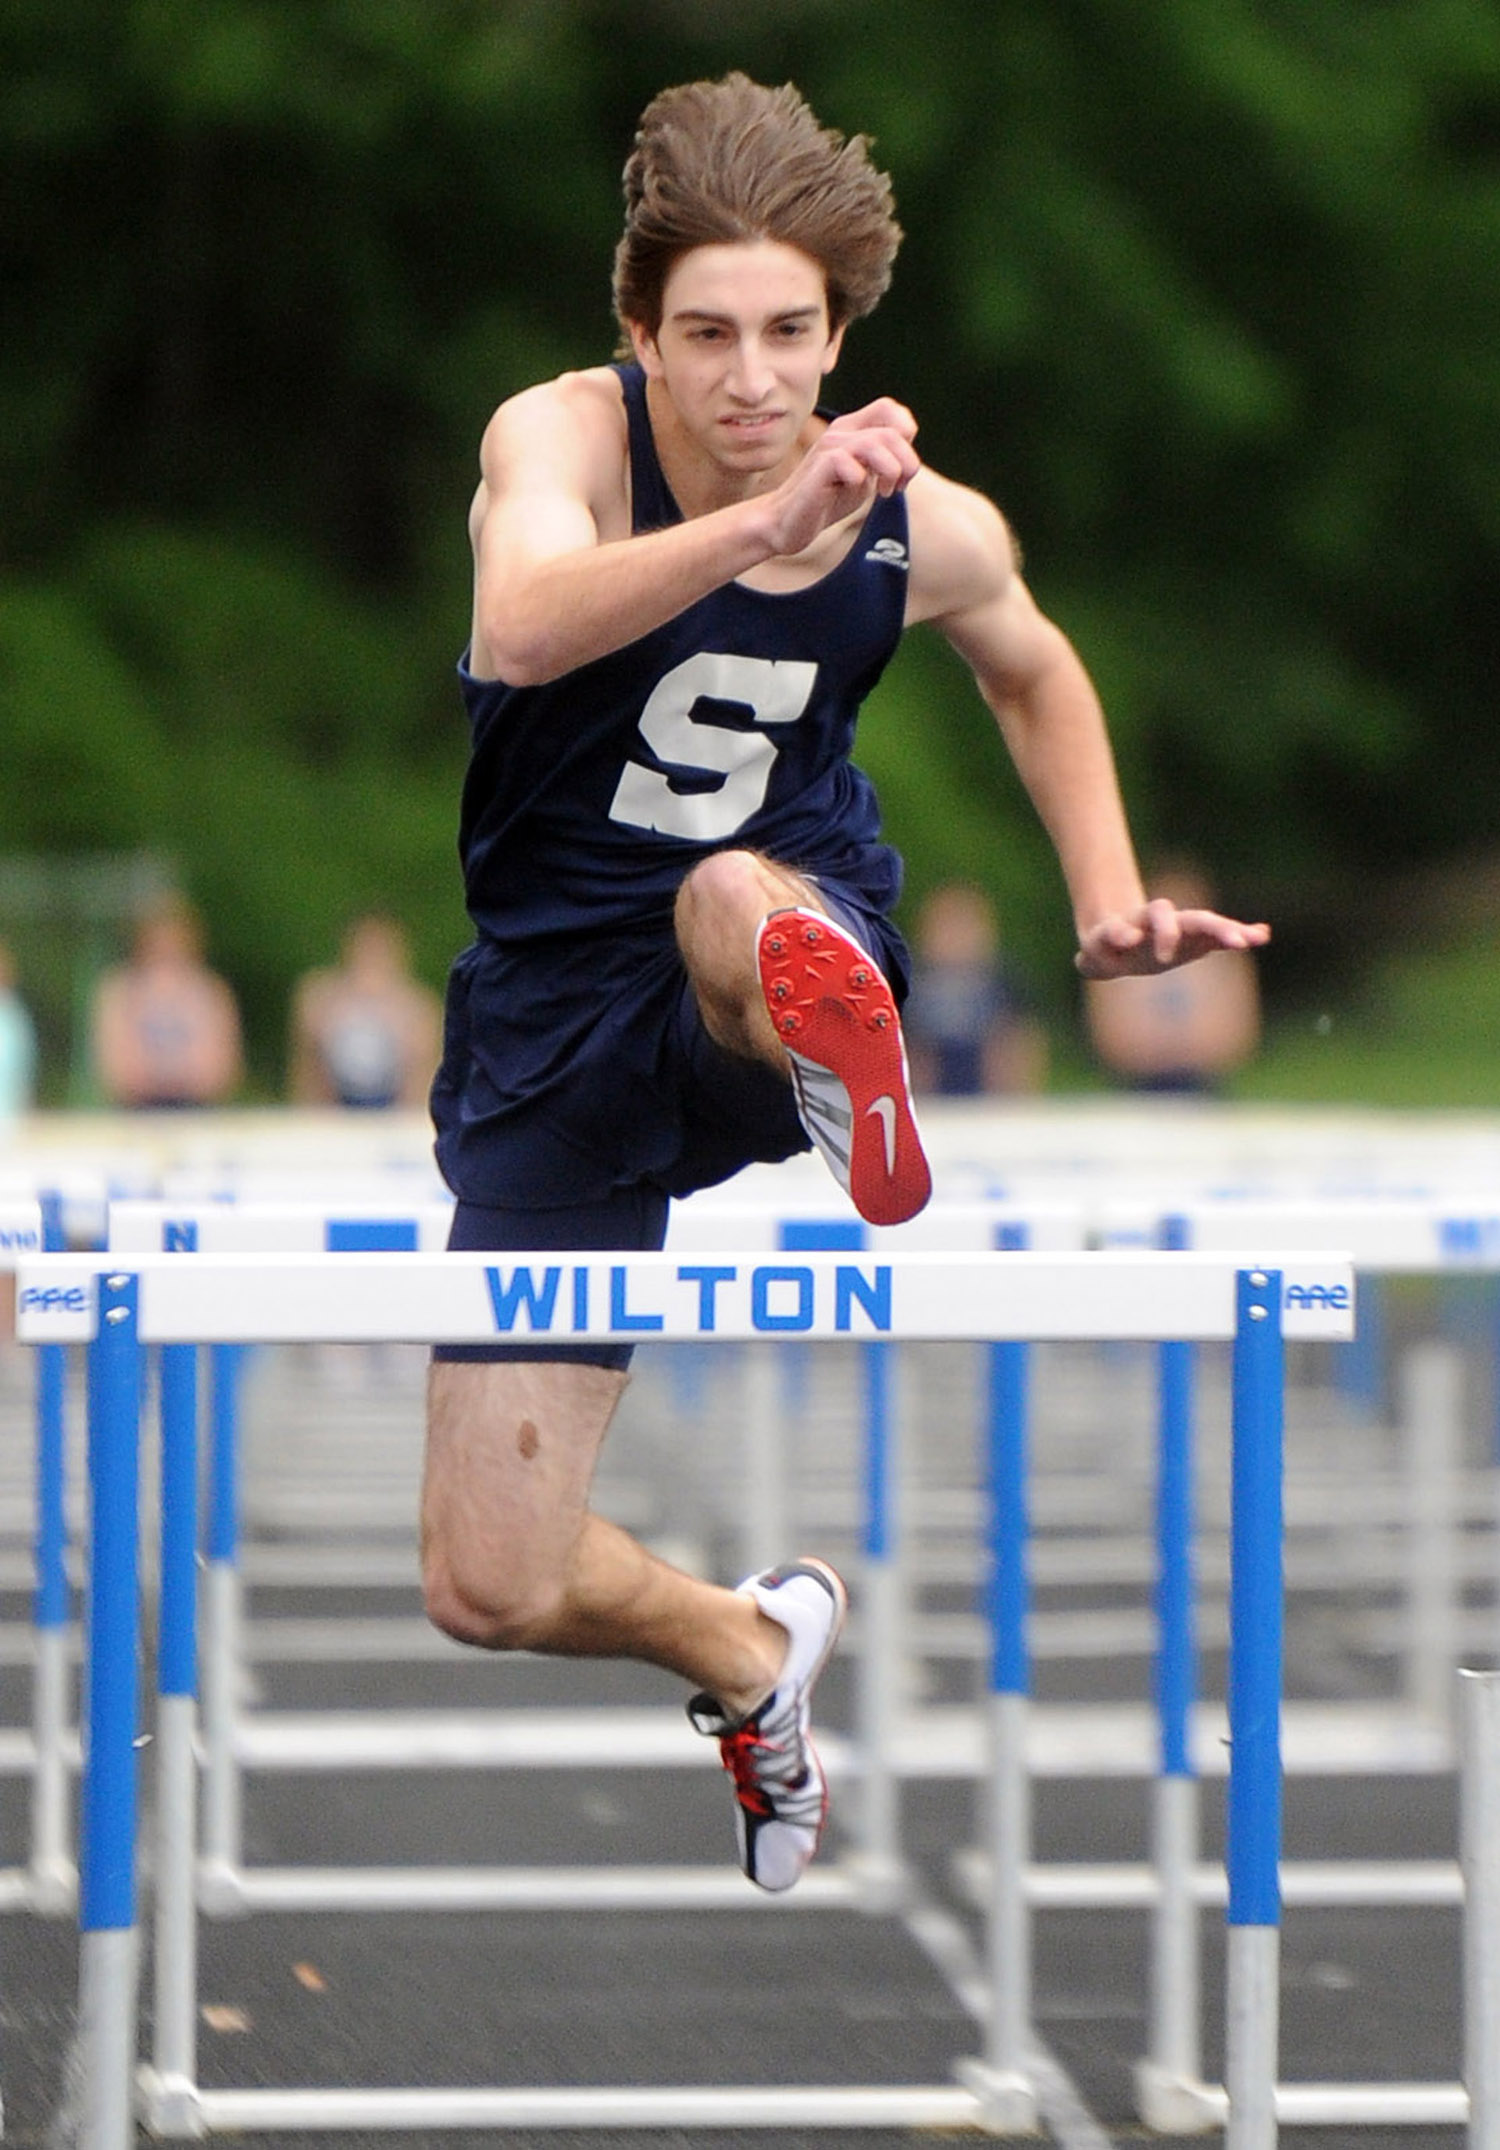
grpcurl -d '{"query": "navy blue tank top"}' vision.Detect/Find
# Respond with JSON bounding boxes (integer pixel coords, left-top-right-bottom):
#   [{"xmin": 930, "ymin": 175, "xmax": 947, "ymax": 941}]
[{"xmin": 454, "ymin": 363, "xmax": 909, "ymax": 947}]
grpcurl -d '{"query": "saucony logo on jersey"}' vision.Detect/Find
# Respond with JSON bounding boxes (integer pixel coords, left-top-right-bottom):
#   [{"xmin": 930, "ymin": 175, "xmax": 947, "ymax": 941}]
[{"xmin": 864, "ymin": 537, "xmax": 909, "ymax": 570}]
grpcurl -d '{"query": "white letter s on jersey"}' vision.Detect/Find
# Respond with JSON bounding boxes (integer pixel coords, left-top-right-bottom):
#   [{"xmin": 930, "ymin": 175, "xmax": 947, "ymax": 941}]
[{"xmin": 608, "ymin": 653, "xmax": 817, "ymax": 841}]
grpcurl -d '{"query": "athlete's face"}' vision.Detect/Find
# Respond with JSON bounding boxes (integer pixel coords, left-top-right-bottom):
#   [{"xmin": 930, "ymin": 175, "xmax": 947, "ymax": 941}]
[{"xmin": 630, "ymin": 240, "xmax": 846, "ymax": 482}]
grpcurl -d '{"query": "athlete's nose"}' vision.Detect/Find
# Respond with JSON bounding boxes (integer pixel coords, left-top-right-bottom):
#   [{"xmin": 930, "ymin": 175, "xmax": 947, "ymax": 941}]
[{"xmin": 726, "ymin": 338, "xmax": 776, "ymax": 405}]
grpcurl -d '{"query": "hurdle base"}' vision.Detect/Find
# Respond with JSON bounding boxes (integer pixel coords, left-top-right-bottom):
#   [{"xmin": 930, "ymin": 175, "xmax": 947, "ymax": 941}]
[
  {"xmin": 137, "ymin": 2066, "xmax": 206, "ymax": 2140},
  {"xmin": 1133, "ymin": 2060, "xmax": 1220, "ymax": 2134},
  {"xmin": 1131, "ymin": 2077, "xmax": 1471, "ymax": 2129},
  {"xmin": 839, "ymin": 1848, "xmax": 910, "ymax": 1915},
  {"xmin": 0, "ymin": 1851, "xmax": 76, "ymax": 1916},
  {"xmin": 198, "ymin": 1859, "xmax": 251, "ymax": 1917},
  {"xmin": 190, "ymin": 2082, "xmax": 1002, "ymax": 2132},
  {"xmin": 200, "ymin": 1861, "xmax": 863, "ymax": 1914},
  {"xmin": 27, "ymin": 1852, "xmax": 77, "ymax": 1916},
  {"xmin": 953, "ymin": 2057, "xmax": 1041, "ymax": 2135}
]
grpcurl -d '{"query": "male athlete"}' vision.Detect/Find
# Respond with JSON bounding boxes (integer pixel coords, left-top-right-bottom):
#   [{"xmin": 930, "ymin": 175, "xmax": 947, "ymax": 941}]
[{"xmin": 423, "ymin": 74, "xmax": 1269, "ymax": 1892}]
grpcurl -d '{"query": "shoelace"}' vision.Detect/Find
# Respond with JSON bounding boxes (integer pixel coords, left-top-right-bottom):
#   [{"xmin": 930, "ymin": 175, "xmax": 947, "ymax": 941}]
[{"xmin": 718, "ymin": 1719, "xmax": 805, "ymax": 1816}]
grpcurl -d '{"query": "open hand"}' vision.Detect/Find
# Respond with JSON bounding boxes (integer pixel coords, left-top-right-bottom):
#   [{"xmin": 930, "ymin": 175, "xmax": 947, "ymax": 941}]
[{"xmin": 1075, "ymin": 899, "xmax": 1270, "ymax": 980}]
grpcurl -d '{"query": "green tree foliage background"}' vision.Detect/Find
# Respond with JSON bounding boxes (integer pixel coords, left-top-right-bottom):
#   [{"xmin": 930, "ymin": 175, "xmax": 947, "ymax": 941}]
[{"xmin": 3, "ymin": 0, "xmax": 1499, "ymax": 1093}]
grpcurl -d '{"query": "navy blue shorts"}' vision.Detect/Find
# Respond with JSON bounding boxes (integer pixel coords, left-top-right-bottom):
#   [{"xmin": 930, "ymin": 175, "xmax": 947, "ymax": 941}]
[{"xmin": 430, "ymin": 880, "xmax": 910, "ymax": 1221}]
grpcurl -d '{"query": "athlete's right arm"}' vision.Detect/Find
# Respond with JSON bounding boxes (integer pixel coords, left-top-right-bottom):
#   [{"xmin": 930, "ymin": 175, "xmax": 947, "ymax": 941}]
[
  {"xmin": 467, "ymin": 372, "xmax": 760, "ymax": 685},
  {"xmin": 468, "ymin": 372, "xmax": 918, "ymax": 686}
]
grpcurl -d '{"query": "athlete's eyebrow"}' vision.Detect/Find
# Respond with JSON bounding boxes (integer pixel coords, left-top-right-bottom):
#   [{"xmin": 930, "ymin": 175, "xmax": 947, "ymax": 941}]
[{"xmin": 668, "ymin": 304, "xmax": 824, "ymax": 328}]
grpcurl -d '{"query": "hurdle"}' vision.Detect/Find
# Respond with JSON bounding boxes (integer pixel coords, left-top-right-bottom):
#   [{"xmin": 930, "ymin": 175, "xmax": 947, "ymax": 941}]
[
  {"xmin": 0, "ymin": 1198, "xmax": 43, "ymax": 2140},
  {"xmin": 1109, "ymin": 1195, "xmax": 1500, "ymax": 2133},
  {"xmin": 0, "ymin": 1193, "xmax": 79, "ymax": 1922},
  {"xmin": 16, "ymin": 1242, "xmax": 1351, "ymax": 2145},
  {"xmin": 106, "ymin": 1184, "xmax": 1475, "ymax": 2133},
  {"xmin": 103, "ymin": 1191, "xmax": 1083, "ymax": 1913},
  {"xmin": 3, "ymin": 1157, "xmax": 165, "ymax": 1921},
  {"xmin": 915, "ymin": 1190, "xmax": 1490, "ymax": 2131},
  {"xmin": 96, "ymin": 1181, "xmax": 1500, "ymax": 2137},
  {"xmin": 105, "ymin": 1195, "xmax": 457, "ymax": 1894}
]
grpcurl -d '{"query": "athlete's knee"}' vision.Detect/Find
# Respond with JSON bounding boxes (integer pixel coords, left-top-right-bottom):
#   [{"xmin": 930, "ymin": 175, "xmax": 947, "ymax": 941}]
[
  {"xmin": 421, "ymin": 1545, "xmax": 568, "ymax": 1652},
  {"xmin": 420, "ymin": 1496, "xmax": 575, "ymax": 1652},
  {"xmin": 675, "ymin": 848, "xmax": 768, "ymax": 952},
  {"xmin": 676, "ymin": 851, "xmax": 817, "ymax": 1037}
]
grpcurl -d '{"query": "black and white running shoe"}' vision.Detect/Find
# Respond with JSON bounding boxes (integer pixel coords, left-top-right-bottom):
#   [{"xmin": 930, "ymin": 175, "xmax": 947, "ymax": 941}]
[{"xmin": 687, "ymin": 1558, "xmax": 848, "ymax": 1893}]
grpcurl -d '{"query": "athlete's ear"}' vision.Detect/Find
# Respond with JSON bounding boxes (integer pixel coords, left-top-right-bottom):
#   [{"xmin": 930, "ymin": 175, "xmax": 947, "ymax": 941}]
[
  {"xmin": 628, "ymin": 320, "xmax": 664, "ymax": 377},
  {"xmin": 820, "ymin": 321, "xmax": 847, "ymax": 377}
]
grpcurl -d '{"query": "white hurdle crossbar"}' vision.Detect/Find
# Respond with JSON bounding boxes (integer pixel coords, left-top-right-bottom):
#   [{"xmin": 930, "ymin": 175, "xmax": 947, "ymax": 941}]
[{"xmin": 16, "ymin": 1244, "xmax": 1352, "ymax": 2148}]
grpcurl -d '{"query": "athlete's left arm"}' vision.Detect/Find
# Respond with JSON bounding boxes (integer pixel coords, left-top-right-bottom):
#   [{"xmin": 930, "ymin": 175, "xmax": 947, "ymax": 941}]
[{"xmin": 904, "ymin": 471, "xmax": 1269, "ymax": 977}]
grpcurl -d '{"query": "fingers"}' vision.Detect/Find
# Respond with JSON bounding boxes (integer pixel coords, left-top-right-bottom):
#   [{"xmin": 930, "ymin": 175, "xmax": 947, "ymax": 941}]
[
  {"xmin": 1175, "ymin": 909, "xmax": 1272, "ymax": 954},
  {"xmin": 1143, "ymin": 896, "xmax": 1182, "ymax": 967},
  {"xmin": 770, "ymin": 428, "xmax": 915, "ymax": 553},
  {"xmin": 766, "ymin": 407, "xmax": 921, "ymax": 557},
  {"xmin": 1075, "ymin": 906, "xmax": 1271, "ymax": 978},
  {"xmin": 821, "ymin": 399, "xmax": 921, "ymax": 493},
  {"xmin": 818, "ymin": 427, "xmax": 920, "ymax": 495},
  {"xmin": 1074, "ymin": 914, "xmax": 1148, "ymax": 979},
  {"xmin": 829, "ymin": 396, "xmax": 918, "ymax": 443}
]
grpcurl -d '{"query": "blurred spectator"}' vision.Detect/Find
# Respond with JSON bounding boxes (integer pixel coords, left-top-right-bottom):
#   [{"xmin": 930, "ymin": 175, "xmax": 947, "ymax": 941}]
[
  {"xmin": 90, "ymin": 895, "xmax": 244, "ymax": 1109},
  {"xmin": 1084, "ymin": 860, "xmax": 1262, "ymax": 1093},
  {"xmin": 288, "ymin": 911, "xmax": 442, "ymax": 1110},
  {"xmin": 902, "ymin": 882, "xmax": 1050, "ymax": 1096},
  {"xmin": 0, "ymin": 938, "xmax": 38, "ymax": 1122}
]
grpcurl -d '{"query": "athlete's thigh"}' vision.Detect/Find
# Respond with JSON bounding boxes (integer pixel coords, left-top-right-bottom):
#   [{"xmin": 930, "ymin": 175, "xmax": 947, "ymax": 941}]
[{"xmin": 422, "ymin": 1356, "xmax": 628, "ymax": 1586}]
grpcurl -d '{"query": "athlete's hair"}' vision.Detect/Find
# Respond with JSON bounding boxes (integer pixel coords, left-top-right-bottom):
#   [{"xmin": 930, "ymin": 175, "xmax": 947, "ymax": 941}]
[{"xmin": 612, "ymin": 74, "xmax": 902, "ymax": 341}]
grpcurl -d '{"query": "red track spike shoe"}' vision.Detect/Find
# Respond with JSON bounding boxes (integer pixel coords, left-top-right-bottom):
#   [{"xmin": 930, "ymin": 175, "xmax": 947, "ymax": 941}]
[{"xmin": 757, "ymin": 908, "xmax": 931, "ymax": 1226}]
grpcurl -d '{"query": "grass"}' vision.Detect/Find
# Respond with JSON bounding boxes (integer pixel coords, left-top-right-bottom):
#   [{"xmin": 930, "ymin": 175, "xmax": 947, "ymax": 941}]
[
  {"xmin": 1232, "ymin": 933, "xmax": 1500, "ymax": 1109},
  {"xmin": 1218, "ymin": 930, "xmax": 1500, "ymax": 1108}
]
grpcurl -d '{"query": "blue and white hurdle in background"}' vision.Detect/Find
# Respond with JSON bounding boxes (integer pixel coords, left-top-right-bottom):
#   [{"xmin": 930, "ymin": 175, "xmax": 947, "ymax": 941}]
[
  {"xmin": 1099, "ymin": 1194, "xmax": 1500, "ymax": 2133},
  {"xmin": 0, "ymin": 1197, "xmax": 46, "ymax": 2145},
  {"xmin": 105, "ymin": 1196, "xmax": 456, "ymax": 1899},
  {"xmin": 0, "ymin": 1193, "xmax": 76, "ymax": 1929},
  {"xmin": 13, "ymin": 1239, "xmax": 1360, "ymax": 2149}
]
